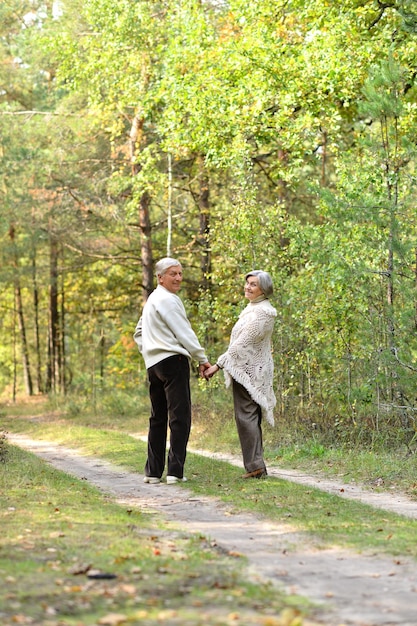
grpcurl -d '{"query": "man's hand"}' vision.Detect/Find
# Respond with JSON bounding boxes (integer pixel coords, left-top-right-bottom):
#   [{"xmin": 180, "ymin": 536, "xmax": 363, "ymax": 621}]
[
  {"xmin": 204, "ymin": 364, "xmax": 220, "ymax": 380},
  {"xmin": 198, "ymin": 362, "xmax": 211, "ymax": 379}
]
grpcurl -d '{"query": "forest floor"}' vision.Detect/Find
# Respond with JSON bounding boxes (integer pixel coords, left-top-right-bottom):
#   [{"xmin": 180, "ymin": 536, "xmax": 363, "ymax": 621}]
[{"xmin": 8, "ymin": 433, "xmax": 417, "ymax": 626}]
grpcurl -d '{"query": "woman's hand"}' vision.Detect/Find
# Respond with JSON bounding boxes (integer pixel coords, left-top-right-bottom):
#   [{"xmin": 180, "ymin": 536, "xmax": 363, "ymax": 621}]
[
  {"xmin": 198, "ymin": 362, "xmax": 212, "ymax": 378},
  {"xmin": 204, "ymin": 364, "xmax": 220, "ymax": 380}
]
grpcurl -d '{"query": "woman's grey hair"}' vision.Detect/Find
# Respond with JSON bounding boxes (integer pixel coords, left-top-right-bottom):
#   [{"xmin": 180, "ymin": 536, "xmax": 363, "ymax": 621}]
[
  {"xmin": 155, "ymin": 257, "xmax": 182, "ymax": 278},
  {"xmin": 245, "ymin": 270, "xmax": 274, "ymax": 297}
]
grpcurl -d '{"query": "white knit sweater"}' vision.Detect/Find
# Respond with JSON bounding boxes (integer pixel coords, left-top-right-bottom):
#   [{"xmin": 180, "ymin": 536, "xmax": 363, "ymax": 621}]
[
  {"xmin": 134, "ymin": 285, "xmax": 208, "ymax": 369},
  {"xmin": 217, "ymin": 298, "xmax": 277, "ymax": 426}
]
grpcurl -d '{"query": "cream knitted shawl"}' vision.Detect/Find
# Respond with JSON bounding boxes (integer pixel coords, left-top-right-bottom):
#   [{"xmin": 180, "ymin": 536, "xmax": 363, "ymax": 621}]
[{"xmin": 217, "ymin": 298, "xmax": 277, "ymax": 426}]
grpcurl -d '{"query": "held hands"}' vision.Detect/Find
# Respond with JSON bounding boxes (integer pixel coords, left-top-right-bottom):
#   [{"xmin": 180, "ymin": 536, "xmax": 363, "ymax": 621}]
[
  {"xmin": 198, "ymin": 362, "xmax": 212, "ymax": 379},
  {"xmin": 204, "ymin": 364, "xmax": 220, "ymax": 380}
]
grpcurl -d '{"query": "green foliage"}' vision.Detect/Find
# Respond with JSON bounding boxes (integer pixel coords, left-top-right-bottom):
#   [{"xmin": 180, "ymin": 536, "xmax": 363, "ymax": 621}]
[{"xmin": 2, "ymin": 0, "xmax": 417, "ymax": 443}]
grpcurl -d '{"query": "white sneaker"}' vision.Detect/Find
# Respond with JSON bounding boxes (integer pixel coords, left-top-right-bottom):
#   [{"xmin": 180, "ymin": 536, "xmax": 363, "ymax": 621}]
[
  {"xmin": 143, "ymin": 476, "xmax": 160, "ymax": 484},
  {"xmin": 166, "ymin": 475, "xmax": 188, "ymax": 484}
]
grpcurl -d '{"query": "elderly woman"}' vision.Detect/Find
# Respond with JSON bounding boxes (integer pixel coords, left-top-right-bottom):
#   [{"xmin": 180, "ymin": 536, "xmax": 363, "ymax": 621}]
[{"xmin": 205, "ymin": 270, "xmax": 277, "ymax": 478}]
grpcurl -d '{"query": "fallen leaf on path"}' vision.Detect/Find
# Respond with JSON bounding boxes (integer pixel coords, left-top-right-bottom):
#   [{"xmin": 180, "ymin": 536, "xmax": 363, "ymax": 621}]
[
  {"xmin": 157, "ymin": 610, "xmax": 178, "ymax": 619},
  {"xmin": 131, "ymin": 610, "xmax": 149, "ymax": 619},
  {"xmin": 228, "ymin": 550, "xmax": 243, "ymax": 558},
  {"xmin": 97, "ymin": 613, "xmax": 127, "ymax": 625},
  {"xmin": 119, "ymin": 583, "xmax": 136, "ymax": 594},
  {"xmin": 63, "ymin": 584, "xmax": 83, "ymax": 592},
  {"xmin": 68, "ymin": 562, "xmax": 92, "ymax": 575},
  {"xmin": 10, "ymin": 616, "xmax": 30, "ymax": 624},
  {"xmin": 263, "ymin": 607, "xmax": 303, "ymax": 625}
]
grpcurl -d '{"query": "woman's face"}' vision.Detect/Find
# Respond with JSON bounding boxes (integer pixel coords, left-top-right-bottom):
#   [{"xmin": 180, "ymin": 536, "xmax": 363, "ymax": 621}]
[{"xmin": 244, "ymin": 275, "xmax": 263, "ymax": 301}]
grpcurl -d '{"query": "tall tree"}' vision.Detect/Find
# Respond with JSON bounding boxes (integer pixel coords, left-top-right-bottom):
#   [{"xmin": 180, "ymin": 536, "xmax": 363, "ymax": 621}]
[{"xmin": 9, "ymin": 225, "xmax": 33, "ymax": 395}]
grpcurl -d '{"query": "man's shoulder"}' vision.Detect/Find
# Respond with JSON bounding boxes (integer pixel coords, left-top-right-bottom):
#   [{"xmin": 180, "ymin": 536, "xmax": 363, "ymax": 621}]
[{"xmin": 148, "ymin": 286, "xmax": 182, "ymax": 309}]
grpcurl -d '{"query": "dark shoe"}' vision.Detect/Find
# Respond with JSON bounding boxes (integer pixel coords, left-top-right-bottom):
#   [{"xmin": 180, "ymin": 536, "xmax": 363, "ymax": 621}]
[{"xmin": 242, "ymin": 468, "xmax": 267, "ymax": 479}]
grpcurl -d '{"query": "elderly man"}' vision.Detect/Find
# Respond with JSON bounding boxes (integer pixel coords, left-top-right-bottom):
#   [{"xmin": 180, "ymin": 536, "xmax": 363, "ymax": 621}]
[{"xmin": 134, "ymin": 258, "xmax": 211, "ymax": 484}]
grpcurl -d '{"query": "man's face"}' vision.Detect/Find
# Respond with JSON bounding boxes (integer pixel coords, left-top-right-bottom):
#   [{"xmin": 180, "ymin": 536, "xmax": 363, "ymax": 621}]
[{"xmin": 159, "ymin": 265, "xmax": 183, "ymax": 293}]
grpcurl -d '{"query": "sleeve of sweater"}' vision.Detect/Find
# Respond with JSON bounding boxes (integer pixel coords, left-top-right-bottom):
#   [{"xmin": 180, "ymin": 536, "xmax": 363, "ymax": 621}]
[
  {"xmin": 160, "ymin": 297, "xmax": 208, "ymax": 364},
  {"xmin": 133, "ymin": 317, "xmax": 142, "ymax": 352}
]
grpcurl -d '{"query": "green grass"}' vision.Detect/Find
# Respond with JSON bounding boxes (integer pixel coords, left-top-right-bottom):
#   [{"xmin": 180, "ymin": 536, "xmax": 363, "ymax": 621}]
[
  {"xmin": 1, "ymin": 444, "xmax": 313, "ymax": 626},
  {"xmin": 3, "ymin": 386, "xmax": 417, "ymax": 498},
  {"xmin": 266, "ymin": 440, "xmax": 417, "ymax": 499},
  {"xmin": 1, "ymin": 391, "xmax": 417, "ymax": 624},
  {"xmin": 1, "ymin": 409, "xmax": 416, "ymax": 560}
]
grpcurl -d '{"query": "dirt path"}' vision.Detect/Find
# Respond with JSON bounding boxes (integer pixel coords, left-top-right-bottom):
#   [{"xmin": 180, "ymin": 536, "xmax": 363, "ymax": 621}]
[
  {"xmin": 184, "ymin": 446, "xmax": 417, "ymax": 521},
  {"xmin": 8, "ymin": 434, "xmax": 417, "ymax": 626}
]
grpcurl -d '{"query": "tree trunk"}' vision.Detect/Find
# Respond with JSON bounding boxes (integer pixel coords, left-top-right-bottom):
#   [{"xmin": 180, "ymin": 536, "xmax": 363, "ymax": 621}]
[
  {"xmin": 139, "ymin": 190, "xmax": 153, "ymax": 300},
  {"xmin": 12, "ymin": 294, "xmax": 17, "ymax": 403},
  {"xmin": 30, "ymin": 243, "xmax": 43, "ymax": 394},
  {"xmin": 385, "ymin": 167, "xmax": 396, "ymax": 402},
  {"xmin": 130, "ymin": 113, "xmax": 153, "ymax": 302},
  {"xmin": 14, "ymin": 282, "xmax": 33, "ymax": 396},
  {"xmin": 60, "ymin": 266, "xmax": 66, "ymax": 393},
  {"xmin": 9, "ymin": 225, "xmax": 33, "ymax": 396},
  {"xmin": 320, "ymin": 129, "xmax": 328, "ymax": 187},
  {"xmin": 415, "ymin": 247, "xmax": 417, "ymax": 332},
  {"xmin": 46, "ymin": 233, "xmax": 61, "ymax": 393},
  {"xmin": 196, "ymin": 154, "xmax": 211, "ymax": 292}
]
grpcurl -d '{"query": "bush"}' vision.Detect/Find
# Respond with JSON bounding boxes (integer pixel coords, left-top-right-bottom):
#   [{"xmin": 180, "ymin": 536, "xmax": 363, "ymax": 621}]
[{"xmin": 0, "ymin": 431, "xmax": 8, "ymax": 463}]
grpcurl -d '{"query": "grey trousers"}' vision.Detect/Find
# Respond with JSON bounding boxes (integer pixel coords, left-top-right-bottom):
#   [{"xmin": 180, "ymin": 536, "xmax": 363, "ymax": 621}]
[{"xmin": 232, "ymin": 378, "xmax": 266, "ymax": 473}]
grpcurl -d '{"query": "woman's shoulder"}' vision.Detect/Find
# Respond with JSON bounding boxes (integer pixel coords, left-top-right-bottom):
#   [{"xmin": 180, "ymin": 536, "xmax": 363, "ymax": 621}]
[
  {"xmin": 255, "ymin": 300, "xmax": 277, "ymax": 317},
  {"xmin": 240, "ymin": 299, "xmax": 277, "ymax": 317}
]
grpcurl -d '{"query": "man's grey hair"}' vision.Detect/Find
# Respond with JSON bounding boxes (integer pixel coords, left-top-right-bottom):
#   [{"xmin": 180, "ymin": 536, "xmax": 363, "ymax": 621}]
[
  {"xmin": 245, "ymin": 270, "xmax": 274, "ymax": 297},
  {"xmin": 155, "ymin": 257, "xmax": 182, "ymax": 278}
]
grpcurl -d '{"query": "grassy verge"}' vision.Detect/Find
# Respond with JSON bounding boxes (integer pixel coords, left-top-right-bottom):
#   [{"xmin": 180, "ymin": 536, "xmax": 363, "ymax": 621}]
[
  {"xmin": 3, "ymin": 385, "xmax": 417, "ymax": 498},
  {"xmin": 1, "ymin": 402, "xmax": 416, "ymax": 560},
  {"xmin": 1, "ymin": 443, "xmax": 315, "ymax": 626}
]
